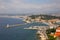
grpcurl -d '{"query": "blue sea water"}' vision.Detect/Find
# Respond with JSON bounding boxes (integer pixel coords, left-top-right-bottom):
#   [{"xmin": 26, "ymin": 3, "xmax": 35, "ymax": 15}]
[{"xmin": 0, "ymin": 17, "xmax": 48, "ymax": 40}]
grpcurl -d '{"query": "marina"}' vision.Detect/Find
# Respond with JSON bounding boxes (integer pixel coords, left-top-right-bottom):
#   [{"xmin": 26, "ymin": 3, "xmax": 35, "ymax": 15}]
[
  {"xmin": 24, "ymin": 21, "xmax": 59, "ymax": 40},
  {"xmin": 0, "ymin": 16, "xmax": 60, "ymax": 40}
]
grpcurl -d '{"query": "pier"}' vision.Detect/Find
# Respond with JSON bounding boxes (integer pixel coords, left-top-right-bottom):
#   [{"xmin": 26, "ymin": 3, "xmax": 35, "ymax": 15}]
[{"xmin": 6, "ymin": 23, "xmax": 27, "ymax": 28}]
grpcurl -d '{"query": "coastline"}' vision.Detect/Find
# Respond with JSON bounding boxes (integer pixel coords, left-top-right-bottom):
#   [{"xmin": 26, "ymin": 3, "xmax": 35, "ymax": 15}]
[{"xmin": 0, "ymin": 16, "xmax": 26, "ymax": 19}]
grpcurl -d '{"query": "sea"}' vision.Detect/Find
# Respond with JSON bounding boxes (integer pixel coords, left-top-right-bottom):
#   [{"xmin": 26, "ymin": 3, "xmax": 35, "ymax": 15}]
[{"xmin": 0, "ymin": 17, "xmax": 48, "ymax": 40}]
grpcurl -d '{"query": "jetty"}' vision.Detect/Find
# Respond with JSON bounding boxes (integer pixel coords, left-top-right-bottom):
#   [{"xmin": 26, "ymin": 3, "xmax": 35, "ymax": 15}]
[{"xmin": 6, "ymin": 23, "xmax": 27, "ymax": 28}]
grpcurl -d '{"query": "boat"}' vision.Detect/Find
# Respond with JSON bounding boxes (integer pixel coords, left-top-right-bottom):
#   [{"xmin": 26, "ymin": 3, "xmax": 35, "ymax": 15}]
[{"xmin": 42, "ymin": 22, "xmax": 49, "ymax": 25}]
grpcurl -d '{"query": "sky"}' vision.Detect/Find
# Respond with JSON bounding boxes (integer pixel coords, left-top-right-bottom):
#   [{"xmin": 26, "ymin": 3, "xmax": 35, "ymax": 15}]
[{"xmin": 0, "ymin": 0, "xmax": 60, "ymax": 14}]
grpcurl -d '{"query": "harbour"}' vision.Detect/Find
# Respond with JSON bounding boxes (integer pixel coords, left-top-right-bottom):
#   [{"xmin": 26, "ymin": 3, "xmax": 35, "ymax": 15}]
[
  {"xmin": 0, "ymin": 17, "xmax": 48, "ymax": 40},
  {"xmin": 0, "ymin": 0, "xmax": 60, "ymax": 40},
  {"xmin": 0, "ymin": 16, "xmax": 60, "ymax": 40}
]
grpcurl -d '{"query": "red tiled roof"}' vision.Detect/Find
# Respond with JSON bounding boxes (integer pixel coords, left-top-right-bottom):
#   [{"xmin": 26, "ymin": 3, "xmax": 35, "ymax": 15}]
[
  {"xmin": 54, "ymin": 32, "xmax": 60, "ymax": 37},
  {"xmin": 54, "ymin": 27, "xmax": 60, "ymax": 37}
]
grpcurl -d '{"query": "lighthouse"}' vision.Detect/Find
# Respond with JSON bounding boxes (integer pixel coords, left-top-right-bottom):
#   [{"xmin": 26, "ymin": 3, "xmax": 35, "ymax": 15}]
[{"xmin": 6, "ymin": 24, "xmax": 9, "ymax": 28}]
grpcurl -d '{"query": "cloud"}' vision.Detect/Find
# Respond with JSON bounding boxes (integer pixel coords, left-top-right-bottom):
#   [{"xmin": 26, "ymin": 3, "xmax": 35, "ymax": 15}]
[{"xmin": 0, "ymin": 0, "xmax": 60, "ymax": 13}]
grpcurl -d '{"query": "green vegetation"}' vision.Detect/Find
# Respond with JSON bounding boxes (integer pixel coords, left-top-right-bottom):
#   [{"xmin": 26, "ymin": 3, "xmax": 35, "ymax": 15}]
[
  {"xmin": 29, "ymin": 15, "xmax": 39, "ymax": 19},
  {"xmin": 46, "ymin": 28, "xmax": 56, "ymax": 40},
  {"xmin": 48, "ymin": 35, "xmax": 56, "ymax": 40},
  {"xmin": 46, "ymin": 28, "xmax": 56, "ymax": 34},
  {"xmin": 29, "ymin": 14, "xmax": 60, "ymax": 20}
]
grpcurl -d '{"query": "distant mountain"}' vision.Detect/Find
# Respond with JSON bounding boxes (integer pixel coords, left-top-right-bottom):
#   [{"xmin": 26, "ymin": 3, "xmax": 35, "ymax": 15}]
[
  {"xmin": 49, "ymin": 13, "xmax": 60, "ymax": 16},
  {"xmin": 0, "ymin": 13, "xmax": 60, "ymax": 16}
]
